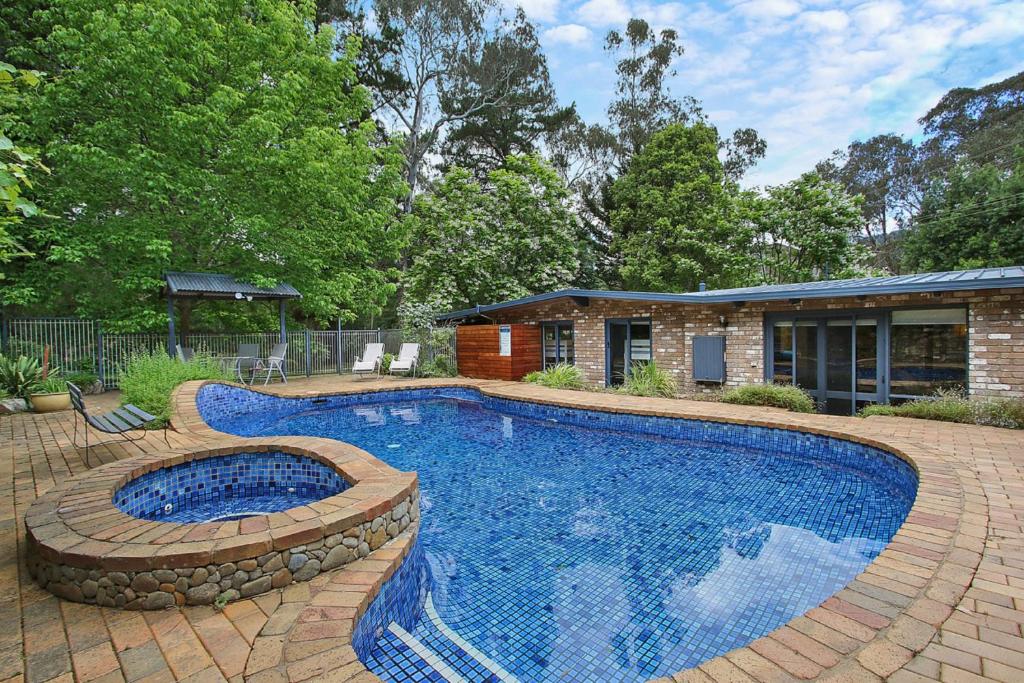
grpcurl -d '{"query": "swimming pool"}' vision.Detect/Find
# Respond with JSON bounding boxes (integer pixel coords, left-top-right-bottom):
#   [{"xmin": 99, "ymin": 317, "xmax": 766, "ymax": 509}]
[{"xmin": 199, "ymin": 385, "xmax": 917, "ymax": 682}]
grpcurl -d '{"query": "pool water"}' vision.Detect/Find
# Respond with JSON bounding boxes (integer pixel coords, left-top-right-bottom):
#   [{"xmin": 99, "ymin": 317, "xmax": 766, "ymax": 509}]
[
  {"xmin": 201, "ymin": 386, "xmax": 916, "ymax": 682},
  {"xmin": 113, "ymin": 451, "xmax": 347, "ymax": 523}
]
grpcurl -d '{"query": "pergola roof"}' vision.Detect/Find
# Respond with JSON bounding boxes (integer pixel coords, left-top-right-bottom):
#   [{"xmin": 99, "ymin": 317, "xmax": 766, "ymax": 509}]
[{"xmin": 164, "ymin": 272, "xmax": 302, "ymax": 300}]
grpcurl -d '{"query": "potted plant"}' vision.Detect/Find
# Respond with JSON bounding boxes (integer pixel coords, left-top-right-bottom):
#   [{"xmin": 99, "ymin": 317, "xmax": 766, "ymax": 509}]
[
  {"xmin": 29, "ymin": 346, "xmax": 71, "ymax": 413},
  {"xmin": 0, "ymin": 353, "xmax": 44, "ymax": 413}
]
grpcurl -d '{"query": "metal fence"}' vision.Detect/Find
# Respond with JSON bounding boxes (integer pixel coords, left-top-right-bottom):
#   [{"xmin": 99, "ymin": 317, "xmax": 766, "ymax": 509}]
[{"xmin": 1, "ymin": 318, "xmax": 457, "ymax": 389}]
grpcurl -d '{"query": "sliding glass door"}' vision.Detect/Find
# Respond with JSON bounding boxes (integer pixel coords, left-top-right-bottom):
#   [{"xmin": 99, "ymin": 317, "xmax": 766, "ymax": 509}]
[
  {"xmin": 771, "ymin": 315, "xmax": 882, "ymax": 415},
  {"xmin": 606, "ymin": 319, "xmax": 652, "ymax": 386}
]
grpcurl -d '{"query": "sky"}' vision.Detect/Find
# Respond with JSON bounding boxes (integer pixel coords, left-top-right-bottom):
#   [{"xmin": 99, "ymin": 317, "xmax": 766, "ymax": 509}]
[{"xmin": 508, "ymin": 0, "xmax": 1024, "ymax": 187}]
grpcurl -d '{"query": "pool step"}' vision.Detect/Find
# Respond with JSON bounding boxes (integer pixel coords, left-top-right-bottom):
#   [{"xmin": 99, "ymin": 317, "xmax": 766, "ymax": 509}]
[
  {"xmin": 371, "ymin": 592, "xmax": 520, "ymax": 683},
  {"xmin": 383, "ymin": 622, "xmax": 468, "ymax": 682},
  {"xmin": 420, "ymin": 593, "xmax": 520, "ymax": 683}
]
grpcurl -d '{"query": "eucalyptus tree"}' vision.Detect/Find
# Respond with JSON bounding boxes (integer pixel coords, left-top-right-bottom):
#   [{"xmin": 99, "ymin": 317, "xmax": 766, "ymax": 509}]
[
  {"xmin": 816, "ymin": 134, "xmax": 922, "ymax": 272},
  {"xmin": 439, "ymin": 9, "xmax": 575, "ymax": 176}
]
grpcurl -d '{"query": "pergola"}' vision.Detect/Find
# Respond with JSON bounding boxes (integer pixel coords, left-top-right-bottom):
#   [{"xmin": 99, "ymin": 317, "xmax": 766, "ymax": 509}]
[{"xmin": 163, "ymin": 272, "xmax": 303, "ymax": 356}]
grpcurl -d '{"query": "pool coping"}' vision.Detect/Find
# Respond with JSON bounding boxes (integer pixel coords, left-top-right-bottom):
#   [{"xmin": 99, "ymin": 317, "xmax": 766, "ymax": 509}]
[{"xmin": 170, "ymin": 379, "xmax": 985, "ymax": 682}]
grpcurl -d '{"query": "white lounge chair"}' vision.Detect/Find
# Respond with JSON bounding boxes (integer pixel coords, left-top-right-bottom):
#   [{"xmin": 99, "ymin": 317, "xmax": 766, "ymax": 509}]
[
  {"xmin": 389, "ymin": 343, "xmax": 420, "ymax": 376},
  {"xmin": 254, "ymin": 343, "xmax": 288, "ymax": 385},
  {"xmin": 352, "ymin": 343, "xmax": 385, "ymax": 377}
]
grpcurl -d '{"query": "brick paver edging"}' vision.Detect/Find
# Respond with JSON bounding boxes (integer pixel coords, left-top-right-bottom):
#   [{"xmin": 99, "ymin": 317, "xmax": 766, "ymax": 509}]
[
  {"xmin": 169, "ymin": 380, "xmax": 985, "ymax": 682},
  {"xmin": 23, "ymin": 436, "xmax": 419, "ymax": 611}
]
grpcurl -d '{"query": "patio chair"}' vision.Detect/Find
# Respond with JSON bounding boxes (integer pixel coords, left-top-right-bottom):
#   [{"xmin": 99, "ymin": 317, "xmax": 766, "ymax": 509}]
[
  {"xmin": 176, "ymin": 345, "xmax": 194, "ymax": 362},
  {"xmin": 233, "ymin": 343, "xmax": 261, "ymax": 383},
  {"xmin": 389, "ymin": 343, "xmax": 420, "ymax": 376},
  {"xmin": 352, "ymin": 343, "xmax": 385, "ymax": 377},
  {"xmin": 68, "ymin": 382, "xmax": 169, "ymax": 466},
  {"xmin": 253, "ymin": 343, "xmax": 288, "ymax": 385}
]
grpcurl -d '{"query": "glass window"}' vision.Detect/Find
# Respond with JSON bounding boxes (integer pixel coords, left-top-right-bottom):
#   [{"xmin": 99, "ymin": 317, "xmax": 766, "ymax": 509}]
[
  {"xmin": 855, "ymin": 319, "xmax": 878, "ymax": 395},
  {"xmin": 773, "ymin": 322, "xmax": 793, "ymax": 384},
  {"xmin": 795, "ymin": 321, "xmax": 818, "ymax": 391},
  {"xmin": 629, "ymin": 322, "xmax": 651, "ymax": 363},
  {"xmin": 890, "ymin": 308, "xmax": 967, "ymax": 396},
  {"xmin": 826, "ymin": 320, "xmax": 852, "ymax": 392},
  {"xmin": 542, "ymin": 323, "xmax": 574, "ymax": 369}
]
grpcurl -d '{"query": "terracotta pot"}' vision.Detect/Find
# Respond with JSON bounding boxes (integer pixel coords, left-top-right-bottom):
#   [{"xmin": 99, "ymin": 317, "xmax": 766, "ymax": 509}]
[{"xmin": 30, "ymin": 392, "xmax": 72, "ymax": 413}]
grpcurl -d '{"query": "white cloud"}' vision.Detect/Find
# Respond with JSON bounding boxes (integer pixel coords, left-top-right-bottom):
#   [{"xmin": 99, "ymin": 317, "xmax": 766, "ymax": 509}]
[
  {"xmin": 542, "ymin": 23, "xmax": 595, "ymax": 46},
  {"xmin": 505, "ymin": 0, "xmax": 560, "ymax": 23},
  {"xmin": 851, "ymin": 0, "xmax": 904, "ymax": 34},
  {"xmin": 800, "ymin": 9, "xmax": 849, "ymax": 32},
  {"xmin": 576, "ymin": 0, "xmax": 632, "ymax": 27},
  {"xmin": 733, "ymin": 0, "xmax": 802, "ymax": 20}
]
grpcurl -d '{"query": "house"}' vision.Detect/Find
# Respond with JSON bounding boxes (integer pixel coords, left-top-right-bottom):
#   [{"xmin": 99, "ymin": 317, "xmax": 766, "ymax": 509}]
[{"xmin": 437, "ymin": 266, "xmax": 1024, "ymax": 415}]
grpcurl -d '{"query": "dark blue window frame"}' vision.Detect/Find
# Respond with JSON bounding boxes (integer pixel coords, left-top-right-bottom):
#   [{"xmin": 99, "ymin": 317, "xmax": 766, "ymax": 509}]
[{"xmin": 540, "ymin": 320, "xmax": 575, "ymax": 368}]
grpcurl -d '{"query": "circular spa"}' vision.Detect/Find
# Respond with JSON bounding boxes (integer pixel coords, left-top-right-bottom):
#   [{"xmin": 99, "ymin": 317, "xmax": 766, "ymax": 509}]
[
  {"xmin": 113, "ymin": 451, "xmax": 347, "ymax": 523},
  {"xmin": 24, "ymin": 440, "xmax": 419, "ymax": 610},
  {"xmin": 198, "ymin": 384, "xmax": 920, "ymax": 683}
]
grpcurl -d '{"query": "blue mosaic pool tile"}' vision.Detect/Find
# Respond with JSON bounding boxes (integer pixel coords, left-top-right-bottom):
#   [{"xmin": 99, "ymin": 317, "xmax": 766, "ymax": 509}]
[
  {"xmin": 114, "ymin": 451, "xmax": 347, "ymax": 523},
  {"xmin": 200, "ymin": 383, "xmax": 918, "ymax": 682}
]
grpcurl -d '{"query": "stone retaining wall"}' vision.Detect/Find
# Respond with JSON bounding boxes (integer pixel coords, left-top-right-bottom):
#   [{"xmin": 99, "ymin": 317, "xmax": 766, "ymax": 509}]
[{"xmin": 24, "ymin": 438, "xmax": 419, "ymax": 609}]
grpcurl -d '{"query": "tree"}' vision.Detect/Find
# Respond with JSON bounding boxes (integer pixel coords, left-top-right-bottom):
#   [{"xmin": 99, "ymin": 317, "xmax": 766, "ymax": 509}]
[
  {"xmin": 371, "ymin": 0, "xmax": 535, "ymax": 213},
  {"xmin": 439, "ymin": 9, "xmax": 575, "ymax": 176},
  {"xmin": 742, "ymin": 173, "xmax": 868, "ymax": 285},
  {"xmin": 6, "ymin": 0, "xmax": 407, "ymax": 331},
  {"xmin": 816, "ymin": 134, "xmax": 922, "ymax": 272},
  {"xmin": 0, "ymin": 62, "xmax": 45, "ymax": 281},
  {"xmin": 609, "ymin": 123, "xmax": 748, "ymax": 292},
  {"xmin": 918, "ymin": 70, "xmax": 1024, "ymax": 174},
  {"xmin": 400, "ymin": 154, "xmax": 580, "ymax": 323},
  {"xmin": 902, "ymin": 157, "xmax": 1024, "ymax": 272}
]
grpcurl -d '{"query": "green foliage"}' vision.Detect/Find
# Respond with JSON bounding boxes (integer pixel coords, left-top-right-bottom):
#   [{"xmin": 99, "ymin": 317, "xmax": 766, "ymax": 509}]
[
  {"xmin": 35, "ymin": 374, "xmax": 67, "ymax": 394},
  {"xmin": 860, "ymin": 391, "xmax": 1024, "ymax": 430},
  {"xmin": 902, "ymin": 156, "xmax": 1024, "ymax": 272},
  {"xmin": 0, "ymin": 353, "xmax": 43, "ymax": 398},
  {"xmin": 721, "ymin": 384, "xmax": 816, "ymax": 413},
  {"xmin": 418, "ymin": 355, "xmax": 456, "ymax": 378},
  {"xmin": 618, "ymin": 361, "xmax": 676, "ymax": 398},
  {"xmin": 0, "ymin": 61, "xmax": 46, "ymax": 280},
  {"xmin": 523, "ymin": 363, "xmax": 585, "ymax": 390},
  {"xmin": 119, "ymin": 350, "xmax": 229, "ymax": 426},
  {"xmin": 742, "ymin": 172, "xmax": 871, "ymax": 284},
  {"xmin": 611, "ymin": 123, "xmax": 748, "ymax": 292},
  {"xmin": 400, "ymin": 154, "xmax": 580, "ymax": 323},
  {"xmin": 7, "ymin": 0, "xmax": 406, "ymax": 326},
  {"xmin": 380, "ymin": 353, "xmax": 395, "ymax": 373}
]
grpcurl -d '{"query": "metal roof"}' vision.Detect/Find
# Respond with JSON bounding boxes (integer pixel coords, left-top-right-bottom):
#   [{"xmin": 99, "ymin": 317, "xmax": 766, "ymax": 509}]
[
  {"xmin": 436, "ymin": 266, "xmax": 1024, "ymax": 320},
  {"xmin": 164, "ymin": 272, "xmax": 302, "ymax": 299}
]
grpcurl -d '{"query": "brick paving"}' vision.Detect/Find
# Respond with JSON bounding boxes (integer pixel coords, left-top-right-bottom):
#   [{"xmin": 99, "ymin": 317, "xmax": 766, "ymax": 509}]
[{"xmin": 2, "ymin": 375, "xmax": 1023, "ymax": 682}]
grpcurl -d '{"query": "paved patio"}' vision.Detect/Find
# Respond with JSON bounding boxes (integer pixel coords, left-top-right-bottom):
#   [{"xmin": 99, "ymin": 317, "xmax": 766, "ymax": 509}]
[{"xmin": 2, "ymin": 375, "xmax": 1023, "ymax": 682}]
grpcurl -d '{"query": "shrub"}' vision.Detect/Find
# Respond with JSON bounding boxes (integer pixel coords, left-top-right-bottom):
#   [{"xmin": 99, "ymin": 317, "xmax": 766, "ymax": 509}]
[
  {"xmin": 619, "ymin": 361, "xmax": 676, "ymax": 398},
  {"xmin": 721, "ymin": 384, "xmax": 816, "ymax": 413},
  {"xmin": 523, "ymin": 363, "xmax": 586, "ymax": 390},
  {"xmin": 380, "ymin": 353, "xmax": 395, "ymax": 373},
  {"xmin": 119, "ymin": 350, "xmax": 230, "ymax": 426},
  {"xmin": 860, "ymin": 390, "xmax": 1024, "ymax": 429},
  {"xmin": 36, "ymin": 375, "xmax": 69, "ymax": 394},
  {"xmin": 419, "ymin": 355, "xmax": 457, "ymax": 378},
  {"xmin": 0, "ymin": 354, "xmax": 45, "ymax": 399}
]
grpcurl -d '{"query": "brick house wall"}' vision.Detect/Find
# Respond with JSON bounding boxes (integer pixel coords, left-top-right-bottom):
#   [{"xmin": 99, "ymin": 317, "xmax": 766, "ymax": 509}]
[{"xmin": 482, "ymin": 287, "xmax": 1024, "ymax": 398}]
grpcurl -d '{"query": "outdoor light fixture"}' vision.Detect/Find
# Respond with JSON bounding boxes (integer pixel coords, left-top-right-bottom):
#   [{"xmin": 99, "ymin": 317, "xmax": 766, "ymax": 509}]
[
  {"xmin": 234, "ymin": 292, "xmax": 243, "ymax": 300},
  {"xmin": 246, "ymin": 295, "xmax": 253, "ymax": 302},
  {"xmin": 719, "ymin": 315, "xmax": 728, "ymax": 326}
]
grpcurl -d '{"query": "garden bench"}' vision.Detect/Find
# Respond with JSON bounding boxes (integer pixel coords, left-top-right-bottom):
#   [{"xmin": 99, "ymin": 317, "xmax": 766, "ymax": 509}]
[{"xmin": 68, "ymin": 382, "xmax": 169, "ymax": 465}]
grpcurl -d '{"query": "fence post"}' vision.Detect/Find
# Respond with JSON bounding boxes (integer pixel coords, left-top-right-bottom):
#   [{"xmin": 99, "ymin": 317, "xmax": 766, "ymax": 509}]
[
  {"xmin": 96, "ymin": 323, "xmax": 105, "ymax": 388},
  {"xmin": 304, "ymin": 329, "xmax": 312, "ymax": 377},
  {"xmin": 335, "ymin": 318, "xmax": 342, "ymax": 374}
]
